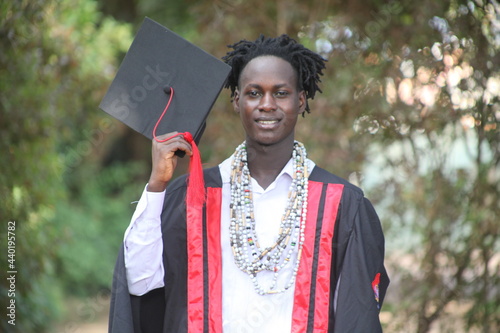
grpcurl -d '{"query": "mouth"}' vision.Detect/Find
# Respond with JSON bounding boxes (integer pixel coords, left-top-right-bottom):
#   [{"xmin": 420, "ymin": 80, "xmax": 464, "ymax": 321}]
[
  {"xmin": 255, "ymin": 118, "xmax": 280, "ymax": 129},
  {"xmin": 256, "ymin": 119, "xmax": 279, "ymax": 125}
]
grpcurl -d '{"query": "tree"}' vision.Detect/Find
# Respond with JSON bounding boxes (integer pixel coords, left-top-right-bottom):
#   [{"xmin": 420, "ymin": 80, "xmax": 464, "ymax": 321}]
[
  {"xmin": 0, "ymin": 0, "xmax": 131, "ymax": 331},
  {"xmin": 300, "ymin": 0, "xmax": 499, "ymax": 331}
]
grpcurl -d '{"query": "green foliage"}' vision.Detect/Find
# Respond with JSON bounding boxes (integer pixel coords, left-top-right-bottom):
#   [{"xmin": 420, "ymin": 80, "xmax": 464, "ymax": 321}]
[
  {"xmin": 0, "ymin": 0, "xmax": 132, "ymax": 331},
  {"xmin": 298, "ymin": 1, "xmax": 499, "ymax": 331},
  {"xmin": 53, "ymin": 161, "xmax": 146, "ymax": 297}
]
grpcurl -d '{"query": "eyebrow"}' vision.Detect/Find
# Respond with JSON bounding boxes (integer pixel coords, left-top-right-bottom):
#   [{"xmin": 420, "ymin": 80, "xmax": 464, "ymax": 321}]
[{"xmin": 244, "ymin": 82, "xmax": 292, "ymax": 90}]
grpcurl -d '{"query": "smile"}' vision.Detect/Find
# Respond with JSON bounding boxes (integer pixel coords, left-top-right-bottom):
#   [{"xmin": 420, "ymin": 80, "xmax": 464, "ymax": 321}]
[{"xmin": 257, "ymin": 120, "xmax": 279, "ymax": 125}]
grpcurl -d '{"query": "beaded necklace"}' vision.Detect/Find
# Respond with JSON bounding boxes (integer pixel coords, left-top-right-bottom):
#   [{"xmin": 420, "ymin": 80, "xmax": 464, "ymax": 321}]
[{"xmin": 229, "ymin": 141, "xmax": 309, "ymax": 295}]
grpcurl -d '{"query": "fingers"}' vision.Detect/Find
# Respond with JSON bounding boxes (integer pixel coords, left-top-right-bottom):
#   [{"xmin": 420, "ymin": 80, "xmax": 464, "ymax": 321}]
[
  {"xmin": 153, "ymin": 132, "xmax": 193, "ymax": 157},
  {"xmin": 147, "ymin": 132, "xmax": 193, "ymax": 192}
]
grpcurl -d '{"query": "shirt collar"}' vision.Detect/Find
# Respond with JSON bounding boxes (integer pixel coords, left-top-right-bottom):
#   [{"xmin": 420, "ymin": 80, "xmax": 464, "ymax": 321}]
[{"xmin": 219, "ymin": 153, "xmax": 315, "ymax": 186}]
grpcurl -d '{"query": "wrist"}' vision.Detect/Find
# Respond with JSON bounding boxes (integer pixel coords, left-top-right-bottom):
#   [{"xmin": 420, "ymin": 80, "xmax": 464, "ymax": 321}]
[{"xmin": 147, "ymin": 180, "xmax": 168, "ymax": 192}]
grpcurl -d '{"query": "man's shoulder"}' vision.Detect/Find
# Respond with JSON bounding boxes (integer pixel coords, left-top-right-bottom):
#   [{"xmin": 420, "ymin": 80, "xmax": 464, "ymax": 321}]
[{"xmin": 309, "ymin": 166, "xmax": 364, "ymax": 197}]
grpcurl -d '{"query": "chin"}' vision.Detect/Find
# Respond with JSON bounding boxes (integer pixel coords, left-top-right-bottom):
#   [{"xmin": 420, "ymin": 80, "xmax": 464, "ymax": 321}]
[{"xmin": 251, "ymin": 135, "xmax": 293, "ymax": 148}]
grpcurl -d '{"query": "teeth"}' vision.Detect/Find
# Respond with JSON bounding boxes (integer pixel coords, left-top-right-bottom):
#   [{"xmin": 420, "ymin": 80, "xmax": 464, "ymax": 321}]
[{"xmin": 258, "ymin": 120, "xmax": 278, "ymax": 124}]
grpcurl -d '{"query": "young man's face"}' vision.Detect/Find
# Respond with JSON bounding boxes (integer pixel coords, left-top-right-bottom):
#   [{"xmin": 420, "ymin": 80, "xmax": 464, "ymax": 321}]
[{"xmin": 233, "ymin": 55, "xmax": 306, "ymax": 147}]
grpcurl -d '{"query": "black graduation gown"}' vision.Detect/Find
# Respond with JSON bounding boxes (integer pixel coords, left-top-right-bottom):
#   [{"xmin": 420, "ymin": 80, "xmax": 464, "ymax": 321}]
[{"xmin": 108, "ymin": 166, "xmax": 389, "ymax": 333}]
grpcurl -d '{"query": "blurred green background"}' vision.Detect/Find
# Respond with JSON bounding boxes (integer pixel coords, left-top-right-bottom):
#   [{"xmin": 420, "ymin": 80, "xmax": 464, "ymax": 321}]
[{"xmin": 1, "ymin": 0, "xmax": 499, "ymax": 332}]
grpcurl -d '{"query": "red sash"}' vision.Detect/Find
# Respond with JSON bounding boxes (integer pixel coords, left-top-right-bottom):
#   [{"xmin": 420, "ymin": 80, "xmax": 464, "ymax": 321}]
[{"xmin": 186, "ymin": 182, "xmax": 343, "ymax": 332}]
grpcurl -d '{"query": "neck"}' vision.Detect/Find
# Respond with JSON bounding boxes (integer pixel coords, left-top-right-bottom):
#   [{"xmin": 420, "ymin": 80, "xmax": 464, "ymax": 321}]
[{"xmin": 245, "ymin": 138, "xmax": 295, "ymax": 189}]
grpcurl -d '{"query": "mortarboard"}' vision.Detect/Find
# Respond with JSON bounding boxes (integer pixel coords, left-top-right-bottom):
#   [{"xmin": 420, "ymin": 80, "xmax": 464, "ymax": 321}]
[
  {"xmin": 99, "ymin": 17, "xmax": 231, "ymax": 206},
  {"xmin": 99, "ymin": 17, "xmax": 231, "ymax": 147}
]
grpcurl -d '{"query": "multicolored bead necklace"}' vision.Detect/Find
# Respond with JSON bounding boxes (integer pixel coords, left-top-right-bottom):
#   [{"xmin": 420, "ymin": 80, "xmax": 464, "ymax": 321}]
[{"xmin": 229, "ymin": 141, "xmax": 309, "ymax": 295}]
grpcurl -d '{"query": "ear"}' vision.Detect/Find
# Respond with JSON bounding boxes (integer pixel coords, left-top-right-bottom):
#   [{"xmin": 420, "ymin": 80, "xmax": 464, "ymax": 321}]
[
  {"xmin": 298, "ymin": 90, "xmax": 306, "ymax": 114},
  {"xmin": 232, "ymin": 89, "xmax": 241, "ymax": 113}
]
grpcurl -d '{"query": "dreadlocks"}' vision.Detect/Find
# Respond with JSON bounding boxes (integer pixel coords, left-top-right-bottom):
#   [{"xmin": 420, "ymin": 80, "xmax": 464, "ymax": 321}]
[{"xmin": 222, "ymin": 34, "xmax": 326, "ymax": 115}]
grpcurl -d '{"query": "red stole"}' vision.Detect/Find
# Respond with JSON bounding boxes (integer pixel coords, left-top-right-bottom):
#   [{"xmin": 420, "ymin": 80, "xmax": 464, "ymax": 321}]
[{"xmin": 186, "ymin": 181, "xmax": 344, "ymax": 332}]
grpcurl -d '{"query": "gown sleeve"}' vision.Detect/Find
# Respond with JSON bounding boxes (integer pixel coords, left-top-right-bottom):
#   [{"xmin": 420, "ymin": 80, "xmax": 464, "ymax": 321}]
[
  {"xmin": 109, "ymin": 185, "xmax": 167, "ymax": 333},
  {"xmin": 333, "ymin": 192, "xmax": 389, "ymax": 332},
  {"xmin": 109, "ymin": 244, "xmax": 136, "ymax": 333}
]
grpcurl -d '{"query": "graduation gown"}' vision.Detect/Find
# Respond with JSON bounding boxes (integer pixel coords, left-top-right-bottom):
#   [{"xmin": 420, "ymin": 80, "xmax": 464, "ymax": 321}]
[{"xmin": 109, "ymin": 166, "xmax": 389, "ymax": 333}]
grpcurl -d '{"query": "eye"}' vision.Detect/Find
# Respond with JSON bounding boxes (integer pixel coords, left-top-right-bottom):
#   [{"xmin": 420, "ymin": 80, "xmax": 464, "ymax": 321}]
[
  {"xmin": 275, "ymin": 90, "xmax": 289, "ymax": 97},
  {"xmin": 247, "ymin": 90, "xmax": 261, "ymax": 97}
]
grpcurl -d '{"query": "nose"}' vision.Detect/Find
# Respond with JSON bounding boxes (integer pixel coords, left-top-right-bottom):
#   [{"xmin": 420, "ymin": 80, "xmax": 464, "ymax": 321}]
[{"xmin": 258, "ymin": 93, "xmax": 277, "ymax": 112}]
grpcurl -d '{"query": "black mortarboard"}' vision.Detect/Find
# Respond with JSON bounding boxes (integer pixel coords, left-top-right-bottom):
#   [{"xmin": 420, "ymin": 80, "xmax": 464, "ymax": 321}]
[{"xmin": 99, "ymin": 17, "xmax": 231, "ymax": 147}]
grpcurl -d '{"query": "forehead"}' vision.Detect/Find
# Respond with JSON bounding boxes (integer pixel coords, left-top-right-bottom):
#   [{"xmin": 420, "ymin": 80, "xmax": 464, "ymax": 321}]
[{"xmin": 239, "ymin": 55, "xmax": 298, "ymax": 87}]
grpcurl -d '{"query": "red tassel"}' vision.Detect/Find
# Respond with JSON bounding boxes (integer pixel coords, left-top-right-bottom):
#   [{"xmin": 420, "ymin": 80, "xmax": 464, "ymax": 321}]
[
  {"xmin": 182, "ymin": 132, "xmax": 205, "ymax": 207},
  {"xmin": 152, "ymin": 88, "xmax": 205, "ymax": 207}
]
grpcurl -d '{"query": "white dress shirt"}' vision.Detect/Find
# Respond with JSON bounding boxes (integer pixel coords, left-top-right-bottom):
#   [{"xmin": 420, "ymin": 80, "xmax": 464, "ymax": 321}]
[{"xmin": 124, "ymin": 155, "xmax": 315, "ymax": 332}]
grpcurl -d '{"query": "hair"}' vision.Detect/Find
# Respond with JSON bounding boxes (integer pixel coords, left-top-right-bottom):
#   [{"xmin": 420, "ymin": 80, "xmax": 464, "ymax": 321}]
[{"xmin": 222, "ymin": 34, "xmax": 326, "ymax": 115}]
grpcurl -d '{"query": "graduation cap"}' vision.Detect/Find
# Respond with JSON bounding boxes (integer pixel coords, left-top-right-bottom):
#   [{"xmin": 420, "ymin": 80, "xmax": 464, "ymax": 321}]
[
  {"xmin": 99, "ymin": 17, "xmax": 231, "ymax": 147},
  {"xmin": 100, "ymin": 17, "xmax": 231, "ymax": 205}
]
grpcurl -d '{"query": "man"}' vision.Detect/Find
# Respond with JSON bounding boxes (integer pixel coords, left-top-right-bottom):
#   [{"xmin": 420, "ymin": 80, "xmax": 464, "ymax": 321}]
[{"xmin": 109, "ymin": 34, "xmax": 389, "ymax": 332}]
